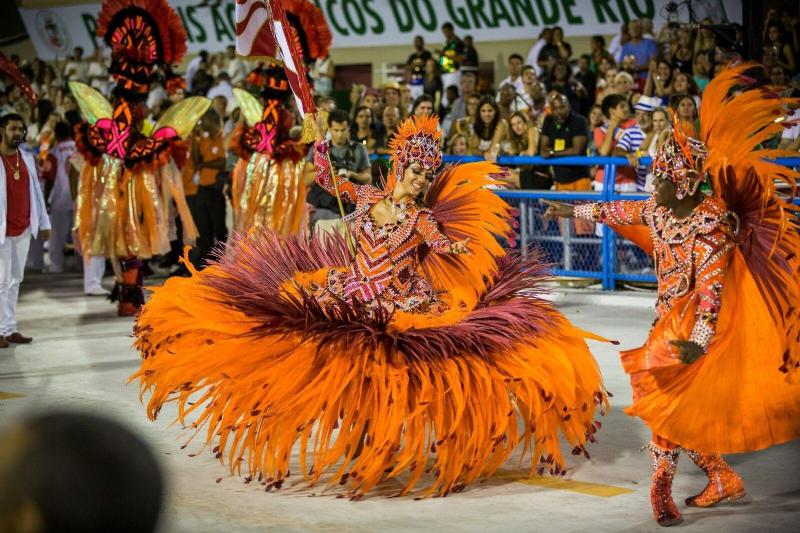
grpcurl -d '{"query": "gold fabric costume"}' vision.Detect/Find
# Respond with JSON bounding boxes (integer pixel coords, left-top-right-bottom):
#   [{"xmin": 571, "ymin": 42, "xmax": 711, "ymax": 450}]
[
  {"xmin": 230, "ymin": 85, "xmax": 308, "ymax": 235},
  {"xmin": 75, "ymin": 154, "xmax": 197, "ymax": 259},
  {"xmin": 70, "ymin": 81, "xmax": 209, "ymax": 260},
  {"xmin": 231, "ymin": 152, "xmax": 307, "ymax": 235}
]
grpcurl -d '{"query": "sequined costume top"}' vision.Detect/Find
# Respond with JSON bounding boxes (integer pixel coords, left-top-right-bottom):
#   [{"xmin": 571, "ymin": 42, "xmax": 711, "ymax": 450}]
[
  {"xmin": 575, "ymin": 196, "xmax": 736, "ymax": 350},
  {"xmin": 312, "ymin": 141, "xmax": 453, "ymax": 313}
]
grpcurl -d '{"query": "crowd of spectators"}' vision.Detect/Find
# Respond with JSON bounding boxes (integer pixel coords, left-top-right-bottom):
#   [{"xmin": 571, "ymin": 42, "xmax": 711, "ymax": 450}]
[
  {"xmin": 0, "ymin": 10, "xmax": 799, "ymax": 274},
  {"xmin": 1, "ymin": 13, "xmax": 799, "ymax": 197},
  {"xmin": 344, "ymin": 13, "xmax": 799, "ymax": 194}
]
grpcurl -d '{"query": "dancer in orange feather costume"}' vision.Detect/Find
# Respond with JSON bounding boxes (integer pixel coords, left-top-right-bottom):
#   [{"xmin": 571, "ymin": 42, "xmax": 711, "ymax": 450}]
[
  {"xmin": 545, "ymin": 64, "xmax": 800, "ymax": 526},
  {"xmin": 132, "ymin": 114, "xmax": 610, "ymax": 498}
]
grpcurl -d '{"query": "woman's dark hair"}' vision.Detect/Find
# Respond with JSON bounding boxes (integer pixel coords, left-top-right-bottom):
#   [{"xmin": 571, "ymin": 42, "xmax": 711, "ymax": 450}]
[
  {"xmin": 669, "ymin": 93, "xmax": 698, "ymax": 118},
  {"xmin": 473, "ymin": 96, "xmax": 500, "ymax": 140},
  {"xmin": 411, "ymin": 94, "xmax": 434, "ymax": 114},
  {"xmin": 656, "ymin": 57, "xmax": 674, "ymax": 85},
  {"xmin": 550, "ymin": 60, "xmax": 570, "ymax": 83},
  {"xmin": 589, "ymin": 103, "xmax": 605, "ymax": 125},
  {"xmin": 591, "ymin": 35, "xmax": 606, "ymax": 48},
  {"xmin": 766, "ymin": 22, "xmax": 784, "ymax": 43},
  {"xmin": 353, "ymin": 105, "xmax": 372, "ymax": 121},
  {"xmin": 671, "ymin": 71, "xmax": 699, "ymax": 95},
  {"xmin": 350, "ymin": 106, "xmax": 373, "ymax": 138},
  {"xmin": 601, "ymin": 93, "xmax": 628, "ymax": 117}
]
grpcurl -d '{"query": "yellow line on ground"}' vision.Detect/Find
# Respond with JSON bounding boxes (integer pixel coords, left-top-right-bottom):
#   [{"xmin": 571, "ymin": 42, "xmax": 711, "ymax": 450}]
[
  {"xmin": 0, "ymin": 391, "xmax": 25, "ymax": 400},
  {"xmin": 497, "ymin": 470, "xmax": 633, "ymax": 497}
]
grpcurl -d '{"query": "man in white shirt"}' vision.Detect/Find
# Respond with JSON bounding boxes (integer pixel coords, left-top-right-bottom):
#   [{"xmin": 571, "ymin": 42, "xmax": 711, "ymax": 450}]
[
  {"xmin": 0, "ymin": 113, "xmax": 50, "ymax": 347},
  {"xmin": 146, "ymin": 82, "xmax": 168, "ymax": 115},
  {"xmin": 207, "ymin": 72, "xmax": 234, "ymax": 103},
  {"xmin": 225, "ymin": 45, "xmax": 248, "ymax": 84},
  {"xmin": 86, "ymin": 47, "xmax": 110, "ymax": 94},
  {"xmin": 497, "ymin": 53, "xmax": 526, "ymax": 95},
  {"xmin": 63, "ymin": 46, "xmax": 88, "ymax": 82},
  {"xmin": 525, "ymin": 28, "xmax": 551, "ymax": 77}
]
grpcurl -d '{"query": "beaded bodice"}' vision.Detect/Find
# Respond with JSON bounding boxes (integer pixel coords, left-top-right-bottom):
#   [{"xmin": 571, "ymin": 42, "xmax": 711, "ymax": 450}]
[
  {"xmin": 313, "ymin": 141, "xmax": 451, "ymax": 310},
  {"xmin": 575, "ymin": 196, "xmax": 736, "ymax": 350}
]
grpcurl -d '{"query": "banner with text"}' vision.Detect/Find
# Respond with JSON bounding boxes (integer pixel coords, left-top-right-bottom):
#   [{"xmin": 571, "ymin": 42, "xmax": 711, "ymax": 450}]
[{"xmin": 19, "ymin": 0, "xmax": 741, "ymax": 60}]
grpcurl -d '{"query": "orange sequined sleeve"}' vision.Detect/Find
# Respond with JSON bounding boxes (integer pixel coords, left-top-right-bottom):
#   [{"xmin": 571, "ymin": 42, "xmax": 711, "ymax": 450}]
[
  {"xmin": 573, "ymin": 198, "xmax": 657, "ymax": 226},
  {"xmin": 687, "ymin": 228, "xmax": 735, "ymax": 351},
  {"xmin": 417, "ymin": 209, "xmax": 453, "ymax": 253}
]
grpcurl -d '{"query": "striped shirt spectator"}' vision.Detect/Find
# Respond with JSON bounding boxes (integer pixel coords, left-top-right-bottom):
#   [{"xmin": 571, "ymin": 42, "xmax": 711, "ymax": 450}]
[{"xmin": 616, "ymin": 121, "xmax": 646, "ymax": 190}]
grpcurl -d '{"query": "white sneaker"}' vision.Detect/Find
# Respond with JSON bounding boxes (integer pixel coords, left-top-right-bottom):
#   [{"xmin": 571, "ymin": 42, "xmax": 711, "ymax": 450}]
[{"xmin": 85, "ymin": 287, "xmax": 110, "ymax": 296}]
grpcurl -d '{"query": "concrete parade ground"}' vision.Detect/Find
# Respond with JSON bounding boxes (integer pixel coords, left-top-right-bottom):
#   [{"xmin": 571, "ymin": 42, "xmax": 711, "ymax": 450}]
[{"xmin": 1, "ymin": 271, "xmax": 798, "ymax": 533}]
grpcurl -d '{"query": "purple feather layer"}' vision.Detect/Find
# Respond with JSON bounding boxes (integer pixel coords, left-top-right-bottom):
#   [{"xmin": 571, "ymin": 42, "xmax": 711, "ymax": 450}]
[{"xmin": 201, "ymin": 228, "xmax": 558, "ymax": 363}]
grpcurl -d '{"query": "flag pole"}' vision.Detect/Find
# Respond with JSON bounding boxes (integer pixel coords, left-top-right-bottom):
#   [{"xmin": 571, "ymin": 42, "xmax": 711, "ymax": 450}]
[{"xmin": 324, "ymin": 152, "xmax": 356, "ymax": 257}]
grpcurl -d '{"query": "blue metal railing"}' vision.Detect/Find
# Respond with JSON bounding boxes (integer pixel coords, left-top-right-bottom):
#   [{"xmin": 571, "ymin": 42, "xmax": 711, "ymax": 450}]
[{"xmin": 368, "ymin": 154, "xmax": 800, "ymax": 290}]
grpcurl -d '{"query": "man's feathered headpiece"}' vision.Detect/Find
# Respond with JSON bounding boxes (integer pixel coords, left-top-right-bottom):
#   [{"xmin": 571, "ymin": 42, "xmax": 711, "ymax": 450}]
[
  {"xmin": 651, "ymin": 108, "xmax": 709, "ymax": 199},
  {"xmin": 97, "ymin": 0, "xmax": 187, "ymax": 102}
]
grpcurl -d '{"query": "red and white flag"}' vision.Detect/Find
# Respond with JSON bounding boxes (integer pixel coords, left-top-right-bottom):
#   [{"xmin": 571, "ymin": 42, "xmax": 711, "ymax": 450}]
[{"xmin": 235, "ymin": 0, "xmax": 316, "ymax": 121}]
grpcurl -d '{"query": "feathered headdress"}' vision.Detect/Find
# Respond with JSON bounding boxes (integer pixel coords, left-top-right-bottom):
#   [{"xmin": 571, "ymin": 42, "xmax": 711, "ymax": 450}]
[
  {"xmin": 282, "ymin": 0, "xmax": 333, "ymax": 62},
  {"xmin": 651, "ymin": 108, "xmax": 709, "ymax": 199},
  {"xmin": 0, "ymin": 52, "xmax": 36, "ymax": 106},
  {"xmin": 387, "ymin": 114, "xmax": 442, "ymax": 191},
  {"xmin": 245, "ymin": 63, "xmax": 291, "ymax": 101},
  {"xmin": 97, "ymin": 0, "xmax": 187, "ymax": 102}
]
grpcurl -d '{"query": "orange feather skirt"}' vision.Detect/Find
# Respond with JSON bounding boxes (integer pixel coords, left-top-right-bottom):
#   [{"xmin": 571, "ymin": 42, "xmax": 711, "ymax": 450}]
[
  {"xmin": 132, "ymin": 231, "xmax": 609, "ymax": 497},
  {"xmin": 622, "ymin": 249, "xmax": 800, "ymax": 453}
]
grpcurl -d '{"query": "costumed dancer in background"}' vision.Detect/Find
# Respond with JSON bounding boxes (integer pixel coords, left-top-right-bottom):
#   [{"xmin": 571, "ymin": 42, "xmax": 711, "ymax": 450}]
[
  {"xmin": 69, "ymin": 0, "xmax": 211, "ymax": 316},
  {"xmin": 229, "ymin": 65, "xmax": 307, "ymax": 235},
  {"xmin": 545, "ymin": 64, "xmax": 800, "ymax": 526},
  {"xmin": 132, "ymin": 111, "xmax": 610, "ymax": 498},
  {"xmin": 229, "ymin": 0, "xmax": 332, "ymax": 235}
]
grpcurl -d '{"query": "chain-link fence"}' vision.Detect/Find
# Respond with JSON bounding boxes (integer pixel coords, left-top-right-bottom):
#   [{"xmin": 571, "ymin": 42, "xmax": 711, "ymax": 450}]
[{"xmin": 371, "ymin": 154, "xmax": 800, "ymax": 290}]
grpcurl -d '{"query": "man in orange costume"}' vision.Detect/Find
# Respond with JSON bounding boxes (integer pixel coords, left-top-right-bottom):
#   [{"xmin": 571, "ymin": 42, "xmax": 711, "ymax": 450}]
[{"xmin": 545, "ymin": 64, "xmax": 800, "ymax": 526}]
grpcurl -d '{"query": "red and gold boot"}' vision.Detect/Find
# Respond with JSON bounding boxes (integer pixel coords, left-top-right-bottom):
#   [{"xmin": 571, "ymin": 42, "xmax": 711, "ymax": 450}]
[
  {"xmin": 648, "ymin": 442, "xmax": 682, "ymax": 527},
  {"xmin": 684, "ymin": 450, "xmax": 745, "ymax": 507}
]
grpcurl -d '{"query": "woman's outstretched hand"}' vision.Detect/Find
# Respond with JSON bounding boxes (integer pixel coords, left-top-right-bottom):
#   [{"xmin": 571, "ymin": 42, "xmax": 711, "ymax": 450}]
[
  {"xmin": 449, "ymin": 238, "xmax": 471, "ymax": 255},
  {"xmin": 542, "ymin": 200, "xmax": 575, "ymax": 220}
]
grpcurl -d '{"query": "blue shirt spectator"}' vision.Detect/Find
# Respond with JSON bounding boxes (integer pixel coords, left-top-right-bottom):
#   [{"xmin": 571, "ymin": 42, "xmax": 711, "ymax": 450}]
[{"xmin": 620, "ymin": 20, "xmax": 657, "ymax": 74}]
